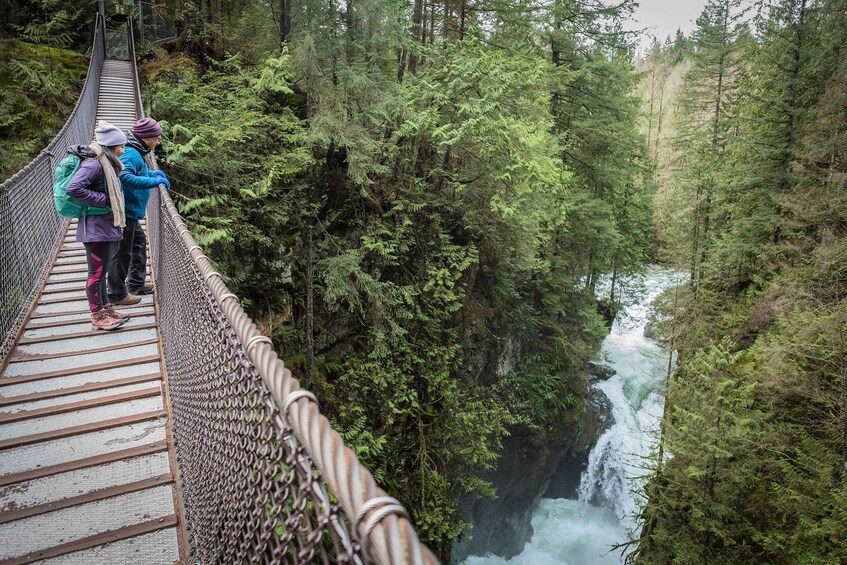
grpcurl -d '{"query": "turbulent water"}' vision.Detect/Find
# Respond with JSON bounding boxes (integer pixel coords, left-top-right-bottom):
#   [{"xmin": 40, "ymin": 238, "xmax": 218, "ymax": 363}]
[{"xmin": 464, "ymin": 268, "xmax": 681, "ymax": 565}]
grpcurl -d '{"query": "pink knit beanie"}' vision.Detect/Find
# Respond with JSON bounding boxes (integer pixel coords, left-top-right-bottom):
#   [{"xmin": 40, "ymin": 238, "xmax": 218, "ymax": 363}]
[{"xmin": 132, "ymin": 117, "xmax": 163, "ymax": 139}]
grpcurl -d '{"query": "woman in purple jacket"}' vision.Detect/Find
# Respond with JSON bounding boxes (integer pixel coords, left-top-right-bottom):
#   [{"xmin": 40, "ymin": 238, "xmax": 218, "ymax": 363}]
[{"xmin": 66, "ymin": 121, "xmax": 131, "ymax": 331}]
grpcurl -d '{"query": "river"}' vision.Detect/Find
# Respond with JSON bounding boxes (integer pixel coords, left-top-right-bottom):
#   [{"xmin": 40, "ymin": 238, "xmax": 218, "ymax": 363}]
[{"xmin": 464, "ymin": 267, "xmax": 680, "ymax": 565}]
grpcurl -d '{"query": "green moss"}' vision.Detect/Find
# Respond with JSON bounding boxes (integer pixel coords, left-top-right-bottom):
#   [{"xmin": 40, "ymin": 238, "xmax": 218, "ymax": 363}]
[
  {"xmin": 7, "ymin": 40, "xmax": 87, "ymax": 72},
  {"xmin": 0, "ymin": 40, "xmax": 88, "ymax": 180}
]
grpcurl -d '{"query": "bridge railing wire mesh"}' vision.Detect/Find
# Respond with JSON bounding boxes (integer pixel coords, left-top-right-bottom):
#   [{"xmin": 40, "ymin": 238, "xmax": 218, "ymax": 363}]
[
  {"xmin": 0, "ymin": 14, "xmax": 105, "ymax": 360},
  {"xmin": 146, "ymin": 159, "xmax": 440, "ymax": 565}
]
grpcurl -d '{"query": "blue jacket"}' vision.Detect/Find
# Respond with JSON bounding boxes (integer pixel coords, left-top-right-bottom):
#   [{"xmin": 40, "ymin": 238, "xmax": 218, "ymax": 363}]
[
  {"xmin": 67, "ymin": 159, "xmax": 123, "ymax": 243},
  {"xmin": 119, "ymin": 143, "xmax": 160, "ymax": 220}
]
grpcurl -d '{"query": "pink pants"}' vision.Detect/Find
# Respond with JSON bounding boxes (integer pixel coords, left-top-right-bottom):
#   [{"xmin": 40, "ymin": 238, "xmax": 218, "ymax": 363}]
[{"xmin": 84, "ymin": 241, "xmax": 116, "ymax": 312}]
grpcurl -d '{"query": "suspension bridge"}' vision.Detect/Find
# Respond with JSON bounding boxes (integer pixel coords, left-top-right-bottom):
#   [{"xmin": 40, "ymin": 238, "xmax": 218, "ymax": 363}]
[{"xmin": 0, "ymin": 13, "xmax": 437, "ymax": 565}]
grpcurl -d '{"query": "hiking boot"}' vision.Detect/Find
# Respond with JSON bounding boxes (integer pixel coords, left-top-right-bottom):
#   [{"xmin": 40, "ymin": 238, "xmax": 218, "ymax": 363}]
[
  {"xmin": 103, "ymin": 303, "xmax": 131, "ymax": 321},
  {"xmin": 129, "ymin": 281, "xmax": 154, "ymax": 295},
  {"xmin": 91, "ymin": 308, "xmax": 127, "ymax": 331},
  {"xmin": 114, "ymin": 293, "xmax": 142, "ymax": 305}
]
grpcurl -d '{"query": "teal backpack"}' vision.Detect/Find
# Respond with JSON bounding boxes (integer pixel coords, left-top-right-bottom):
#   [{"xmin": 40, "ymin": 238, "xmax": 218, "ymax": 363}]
[{"xmin": 53, "ymin": 147, "xmax": 111, "ymax": 219}]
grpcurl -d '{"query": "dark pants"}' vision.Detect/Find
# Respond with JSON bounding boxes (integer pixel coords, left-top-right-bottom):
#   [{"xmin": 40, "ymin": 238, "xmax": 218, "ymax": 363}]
[
  {"xmin": 84, "ymin": 241, "xmax": 116, "ymax": 312},
  {"xmin": 108, "ymin": 218, "xmax": 148, "ymax": 300}
]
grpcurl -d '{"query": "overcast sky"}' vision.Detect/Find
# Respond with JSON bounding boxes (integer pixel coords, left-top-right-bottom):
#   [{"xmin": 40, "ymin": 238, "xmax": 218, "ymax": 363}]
[{"xmin": 630, "ymin": 0, "xmax": 708, "ymax": 50}]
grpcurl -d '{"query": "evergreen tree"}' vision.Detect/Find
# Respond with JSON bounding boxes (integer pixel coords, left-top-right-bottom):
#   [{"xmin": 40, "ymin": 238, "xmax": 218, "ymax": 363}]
[
  {"xmin": 640, "ymin": 2, "xmax": 847, "ymax": 562},
  {"xmin": 663, "ymin": 0, "xmax": 746, "ymax": 290},
  {"xmin": 635, "ymin": 342, "xmax": 767, "ymax": 564}
]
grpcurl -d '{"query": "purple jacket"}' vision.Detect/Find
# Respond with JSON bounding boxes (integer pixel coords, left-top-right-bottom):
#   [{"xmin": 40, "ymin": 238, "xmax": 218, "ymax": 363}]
[{"xmin": 66, "ymin": 159, "xmax": 123, "ymax": 243}]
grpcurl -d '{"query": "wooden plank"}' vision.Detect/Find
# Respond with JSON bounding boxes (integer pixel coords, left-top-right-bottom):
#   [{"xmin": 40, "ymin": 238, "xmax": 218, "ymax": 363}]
[
  {"xmin": 0, "ymin": 411, "xmax": 166, "ymax": 450},
  {"xmin": 7, "ymin": 338, "xmax": 159, "ymax": 363},
  {"xmin": 40, "ymin": 279, "xmax": 152, "ymax": 295},
  {"xmin": 29, "ymin": 304, "xmax": 141, "ymax": 319},
  {"xmin": 47, "ymin": 266, "xmax": 88, "ymax": 276},
  {"xmin": 0, "ymin": 373, "xmax": 160, "ymax": 407},
  {"xmin": 0, "ymin": 441, "xmax": 168, "ymax": 487},
  {"xmin": 0, "ymin": 387, "xmax": 162, "ymax": 424},
  {"xmin": 0, "ymin": 474, "xmax": 174, "ymax": 524},
  {"xmin": 42, "ymin": 275, "xmax": 87, "ymax": 285},
  {"xmin": 38, "ymin": 295, "xmax": 90, "ymax": 306},
  {"xmin": 17, "ymin": 322, "xmax": 158, "ymax": 345},
  {"xmin": 24, "ymin": 310, "xmax": 154, "ymax": 330},
  {"xmin": 0, "ymin": 515, "xmax": 178, "ymax": 565},
  {"xmin": 0, "ymin": 355, "xmax": 160, "ymax": 386}
]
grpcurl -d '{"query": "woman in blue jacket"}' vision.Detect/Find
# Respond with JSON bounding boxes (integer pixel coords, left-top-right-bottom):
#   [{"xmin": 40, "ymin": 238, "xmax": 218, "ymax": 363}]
[
  {"xmin": 108, "ymin": 117, "xmax": 170, "ymax": 305},
  {"xmin": 66, "ymin": 121, "xmax": 131, "ymax": 331}
]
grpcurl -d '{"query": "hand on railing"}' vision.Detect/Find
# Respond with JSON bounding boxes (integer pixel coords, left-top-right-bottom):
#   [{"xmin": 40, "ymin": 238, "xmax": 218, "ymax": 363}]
[{"xmin": 152, "ymin": 170, "xmax": 170, "ymax": 189}]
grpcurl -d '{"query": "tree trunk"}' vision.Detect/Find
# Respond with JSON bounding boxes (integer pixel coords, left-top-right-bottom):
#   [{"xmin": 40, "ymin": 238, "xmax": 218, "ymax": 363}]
[
  {"xmin": 782, "ymin": 0, "xmax": 806, "ymax": 191},
  {"xmin": 408, "ymin": 0, "xmax": 424, "ymax": 74},
  {"xmin": 279, "ymin": 0, "xmax": 290, "ymax": 42},
  {"xmin": 691, "ymin": 179, "xmax": 702, "ymax": 292},
  {"xmin": 549, "ymin": 5, "xmax": 562, "ymax": 120},
  {"xmin": 429, "ymin": 0, "xmax": 435, "ymax": 43},
  {"xmin": 654, "ymin": 73, "xmax": 666, "ymax": 160},
  {"xmin": 647, "ymin": 66, "xmax": 659, "ymax": 148},
  {"xmin": 305, "ymin": 183, "xmax": 315, "ymax": 388},
  {"xmin": 346, "ymin": 0, "xmax": 354, "ymax": 60},
  {"xmin": 459, "ymin": 0, "xmax": 466, "ymax": 39}
]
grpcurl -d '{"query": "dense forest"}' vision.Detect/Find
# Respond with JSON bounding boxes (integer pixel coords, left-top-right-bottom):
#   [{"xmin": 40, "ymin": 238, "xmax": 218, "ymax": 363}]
[
  {"xmin": 634, "ymin": 1, "xmax": 847, "ymax": 563},
  {"xmin": 0, "ymin": 1, "xmax": 92, "ymax": 177},
  {"xmin": 3, "ymin": 0, "xmax": 847, "ymax": 562}
]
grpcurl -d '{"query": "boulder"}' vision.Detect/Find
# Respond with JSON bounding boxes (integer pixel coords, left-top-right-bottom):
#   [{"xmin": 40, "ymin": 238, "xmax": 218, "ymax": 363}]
[
  {"xmin": 544, "ymin": 387, "xmax": 614, "ymax": 499},
  {"xmin": 643, "ymin": 319, "xmax": 657, "ymax": 340},
  {"xmin": 588, "ymin": 361, "xmax": 616, "ymax": 380}
]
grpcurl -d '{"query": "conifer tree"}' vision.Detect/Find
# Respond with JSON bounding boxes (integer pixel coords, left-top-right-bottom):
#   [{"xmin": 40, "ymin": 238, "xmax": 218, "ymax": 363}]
[
  {"xmin": 634, "ymin": 342, "xmax": 766, "ymax": 564},
  {"xmin": 665, "ymin": 0, "xmax": 745, "ymax": 290}
]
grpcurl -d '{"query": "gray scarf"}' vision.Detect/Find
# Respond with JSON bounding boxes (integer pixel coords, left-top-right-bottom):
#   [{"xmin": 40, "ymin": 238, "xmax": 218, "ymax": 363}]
[{"xmin": 89, "ymin": 142, "xmax": 126, "ymax": 228}]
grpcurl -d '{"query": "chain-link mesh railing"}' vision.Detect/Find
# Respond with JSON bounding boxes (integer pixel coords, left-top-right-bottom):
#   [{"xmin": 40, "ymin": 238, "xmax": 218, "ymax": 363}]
[
  {"xmin": 147, "ymin": 180, "xmax": 440, "ymax": 565},
  {"xmin": 148, "ymin": 186, "xmax": 358, "ymax": 563},
  {"xmin": 137, "ymin": 1, "xmax": 177, "ymax": 52},
  {"xmin": 0, "ymin": 15, "xmax": 105, "ymax": 360},
  {"xmin": 105, "ymin": 17, "xmax": 131, "ymax": 60}
]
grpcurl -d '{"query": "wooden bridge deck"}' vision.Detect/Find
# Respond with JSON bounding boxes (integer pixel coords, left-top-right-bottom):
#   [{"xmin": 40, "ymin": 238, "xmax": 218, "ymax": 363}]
[{"xmin": 0, "ymin": 60, "xmax": 182, "ymax": 565}]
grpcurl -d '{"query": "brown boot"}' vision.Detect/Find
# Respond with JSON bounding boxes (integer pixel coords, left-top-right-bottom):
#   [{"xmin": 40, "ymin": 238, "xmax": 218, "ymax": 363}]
[
  {"xmin": 103, "ymin": 303, "xmax": 131, "ymax": 321},
  {"xmin": 114, "ymin": 293, "xmax": 142, "ymax": 305},
  {"xmin": 91, "ymin": 308, "xmax": 127, "ymax": 331},
  {"xmin": 133, "ymin": 281, "xmax": 154, "ymax": 295}
]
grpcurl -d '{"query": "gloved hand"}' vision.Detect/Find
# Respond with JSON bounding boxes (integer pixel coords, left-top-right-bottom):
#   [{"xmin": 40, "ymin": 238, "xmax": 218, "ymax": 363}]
[
  {"xmin": 152, "ymin": 175, "xmax": 171, "ymax": 190},
  {"xmin": 151, "ymin": 170, "xmax": 167, "ymax": 179}
]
